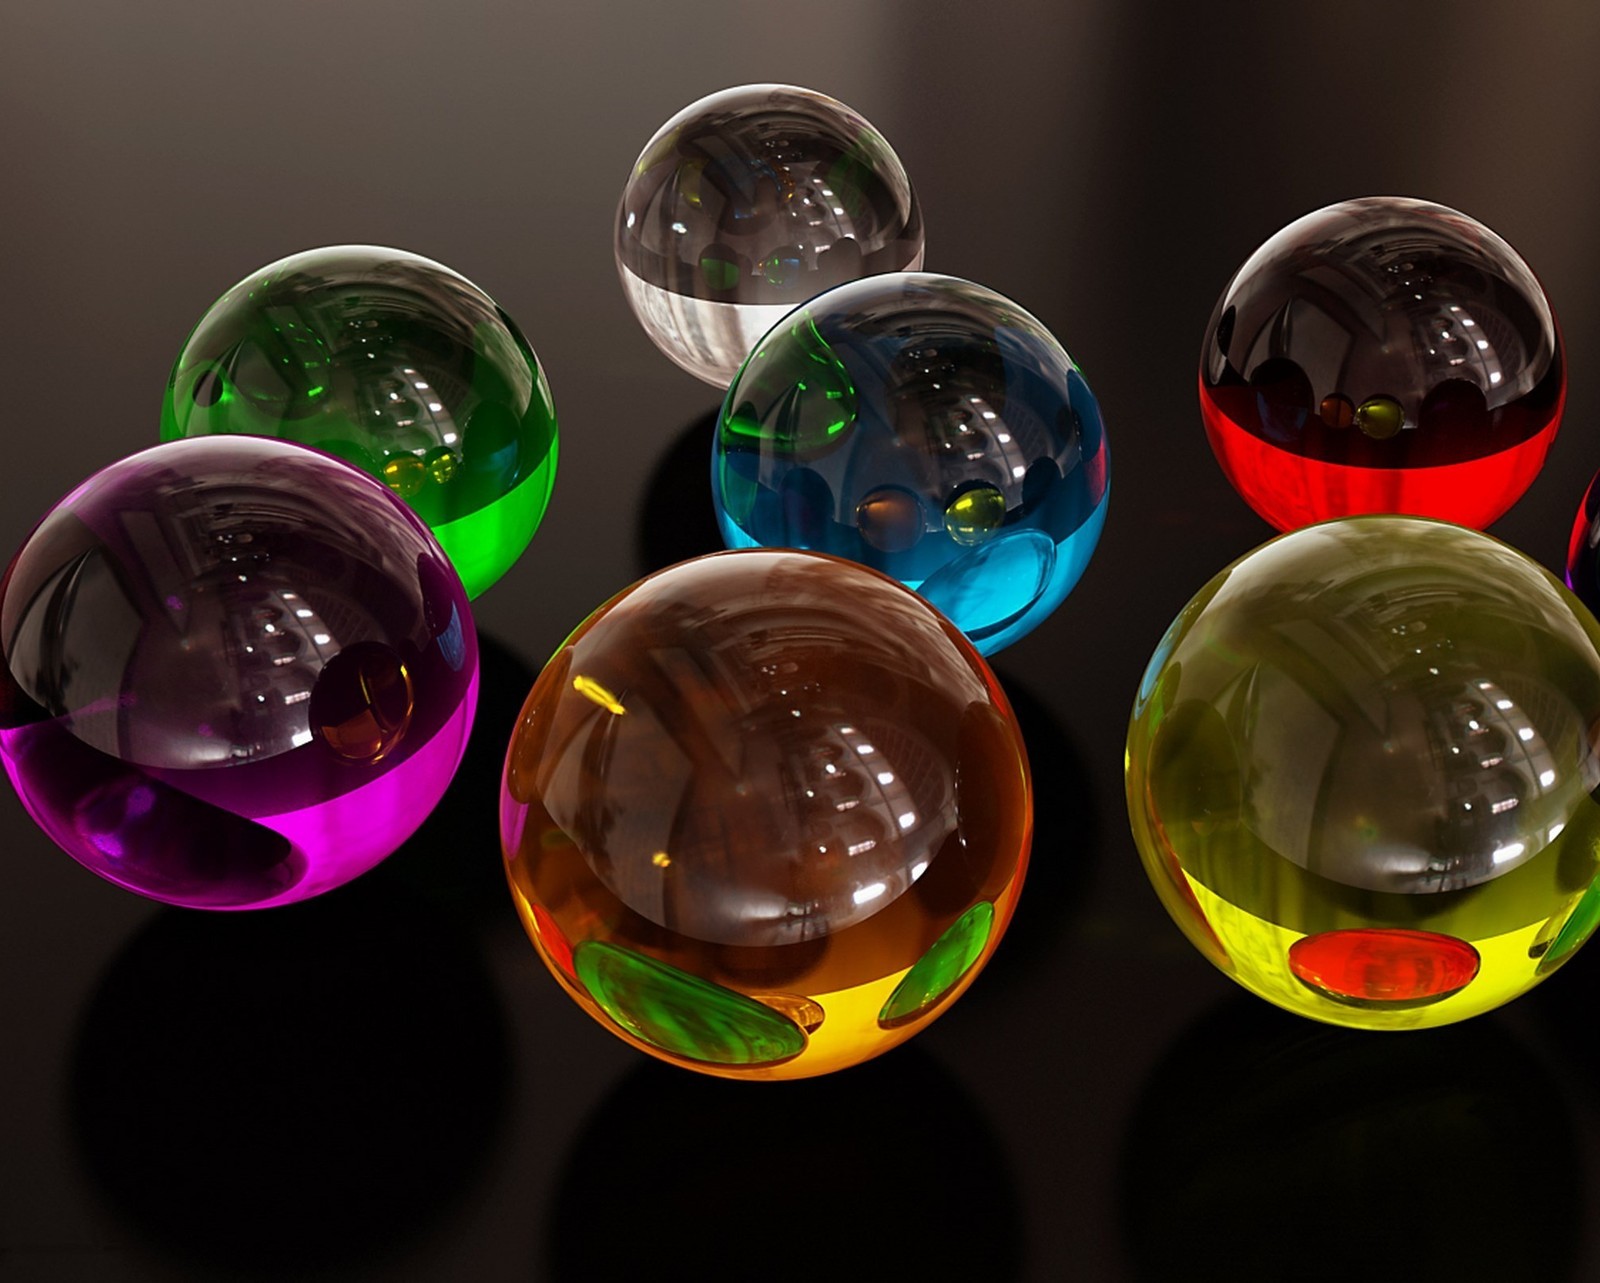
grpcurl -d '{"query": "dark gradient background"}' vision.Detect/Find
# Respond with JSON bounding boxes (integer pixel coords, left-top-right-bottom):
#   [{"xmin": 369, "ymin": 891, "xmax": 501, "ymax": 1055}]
[{"xmin": 5, "ymin": 3, "xmax": 1600, "ymax": 1279}]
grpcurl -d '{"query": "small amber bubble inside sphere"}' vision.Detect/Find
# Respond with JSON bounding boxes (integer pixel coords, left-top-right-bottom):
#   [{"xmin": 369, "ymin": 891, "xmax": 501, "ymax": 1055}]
[
  {"xmin": 499, "ymin": 549, "xmax": 1032, "ymax": 1079},
  {"xmin": 1126, "ymin": 516, "xmax": 1600, "ymax": 1029},
  {"xmin": 1319, "ymin": 393, "xmax": 1355, "ymax": 429}
]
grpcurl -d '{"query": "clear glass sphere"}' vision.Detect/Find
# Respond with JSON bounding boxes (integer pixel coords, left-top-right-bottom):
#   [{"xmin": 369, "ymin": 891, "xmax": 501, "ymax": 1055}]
[{"xmin": 615, "ymin": 84, "xmax": 925, "ymax": 387}]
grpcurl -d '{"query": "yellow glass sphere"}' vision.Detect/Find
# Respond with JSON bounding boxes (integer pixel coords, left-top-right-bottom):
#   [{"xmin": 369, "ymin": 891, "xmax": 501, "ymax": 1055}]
[{"xmin": 1126, "ymin": 517, "xmax": 1600, "ymax": 1029}]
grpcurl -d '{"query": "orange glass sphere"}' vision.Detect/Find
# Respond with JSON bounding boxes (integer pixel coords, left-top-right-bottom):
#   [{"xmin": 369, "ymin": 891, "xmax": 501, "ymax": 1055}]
[{"xmin": 499, "ymin": 550, "xmax": 1031, "ymax": 1079}]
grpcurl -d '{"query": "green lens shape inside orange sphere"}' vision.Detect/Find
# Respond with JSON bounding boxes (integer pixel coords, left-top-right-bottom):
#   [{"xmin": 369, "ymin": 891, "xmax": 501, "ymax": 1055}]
[{"xmin": 500, "ymin": 549, "xmax": 1032, "ymax": 1079}]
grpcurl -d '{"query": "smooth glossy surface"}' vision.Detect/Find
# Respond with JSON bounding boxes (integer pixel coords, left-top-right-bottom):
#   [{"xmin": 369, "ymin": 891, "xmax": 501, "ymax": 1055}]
[
  {"xmin": 1564, "ymin": 467, "xmax": 1600, "ymax": 618},
  {"xmin": 0, "ymin": 437, "xmax": 478, "ymax": 908},
  {"xmin": 161, "ymin": 245, "xmax": 558, "ymax": 598},
  {"xmin": 500, "ymin": 549, "xmax": 1030, "ymax": 1078},
  {"xmin": 1200, "ymin": 198, "xmax": 1564, "ymax": 531},
  {"xmin": 615, "ymin": 84, "xmax": 924, "ymax": 386},
  {"xmin": 1286, "ymin": 928, "xmax": 1481, "ymax": 1005},
  {"xmin": 1125, "ymin": 516, "xmax": 1600, "ymax": 1029},
  {"xmin": 714, "ymin": 273, "xmax": 1109, "ymax": 654}
]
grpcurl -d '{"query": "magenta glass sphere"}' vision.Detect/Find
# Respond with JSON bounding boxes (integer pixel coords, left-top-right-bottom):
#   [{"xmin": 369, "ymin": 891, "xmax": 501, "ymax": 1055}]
[{"xmin": 0, "ymin": 437, "xmax": 479, "ymax": 908}]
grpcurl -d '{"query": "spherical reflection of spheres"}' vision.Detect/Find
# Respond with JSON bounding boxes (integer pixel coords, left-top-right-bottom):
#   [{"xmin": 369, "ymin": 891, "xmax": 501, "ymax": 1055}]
[
  {"xmin": 714, "ymin": 273, "xmax": 1110, "ymax": 656},
  {"xmin": 1199, "ymin": 198, "xmax": 1564, "ymax": 531},
  {"xmin": 499, "ymin": 549, "xmax": 1031, "ymax": 1080},
  {"xmin": 0, "ymin": 437, "xmax": 479, "ymax": 909},
  {"xmin": 160, "ymin": 245, "xmax": 559, "ymax": 599},
  {"xmin": 1125, "ymin": 517, "xmax": 1600, "ymax": 1029},
  {"xmin": 614, "ymin": 83, "xmax": 925, "ymax": 387}
]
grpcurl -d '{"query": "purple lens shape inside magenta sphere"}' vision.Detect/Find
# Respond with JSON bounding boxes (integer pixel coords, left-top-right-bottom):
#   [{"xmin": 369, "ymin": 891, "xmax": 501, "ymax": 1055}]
[{"xmin": 0, "ymin": 436, "xmax": 479, "ymax": 909}]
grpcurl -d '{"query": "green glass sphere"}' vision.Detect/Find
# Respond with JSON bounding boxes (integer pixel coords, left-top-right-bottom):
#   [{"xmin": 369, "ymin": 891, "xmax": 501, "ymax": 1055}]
[
  {"xmin": 1126, "ymin": 516, "xmax": 1600, "ymax": 1030},
  {"xmin": 161, "ymin": 245, "xmax": 557, "ymax": 598}
]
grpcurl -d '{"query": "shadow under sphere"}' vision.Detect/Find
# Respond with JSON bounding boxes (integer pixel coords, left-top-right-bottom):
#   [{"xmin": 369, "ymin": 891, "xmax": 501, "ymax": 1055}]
[
  {"xmin": 1119, "ymin": 994, "xmax": 1583, "ymax": 1283},
  {"xmin": 634, "ymin": 405, "xmax": 728, "ymax": 578},
  {"xmin": 376, "ymin": 629, "xmax": 538, "ymax": 926},
  {"xmin": 546, "ymin": 1047, "xmax": 1025, "ymax": 1282},
  {"xmin": 973, "ymin": 667, "xmax": 1097, "ymax": 982},
  {"xmin": 70, "ymin": 879, "xmax": 511, "ymax": 1276}
]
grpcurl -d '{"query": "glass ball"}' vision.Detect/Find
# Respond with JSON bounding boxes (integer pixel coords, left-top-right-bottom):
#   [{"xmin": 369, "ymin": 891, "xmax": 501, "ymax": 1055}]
[
  {"xmin": 1565, "ymin": 468, "xmax": 1600, "ymax": 618},
  {"xmin": 1126, "ymin": 516, "xmax": 1600, "ymax": 1029},
  {"xmin": 713, "ymin": 273, "xmax": 1109, "ymax": 655},
  {"xmin": 500, "ymin": 549, "xmax": 1031, "ymax": 1079},
  {"xmin": 160, "ymin": 245, "xmax": 558, "ymax": 599},
  {"xmin": 615, "ymin": 83, "xmax": 924, "ymax": 387},
  {"xmin": 0, "ymin": 437, "xmax": 479, "ymax": 909},
  {"xmin": 1199, "ymin": 197, "xmax": 1564, "ymax": 531}
]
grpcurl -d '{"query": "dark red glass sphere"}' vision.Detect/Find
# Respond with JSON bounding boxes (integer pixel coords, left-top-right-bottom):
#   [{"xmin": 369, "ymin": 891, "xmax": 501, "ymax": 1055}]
[{"xmin": 1200, "ymin": 197, "xmax": 1564, "ymax": 531}]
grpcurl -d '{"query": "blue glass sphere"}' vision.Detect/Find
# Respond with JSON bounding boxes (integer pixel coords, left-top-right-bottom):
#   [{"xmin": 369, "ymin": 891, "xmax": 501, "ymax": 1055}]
[{"xmin": 712, "ymin": 273, "xmax": 1109, "ymax": 654}]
